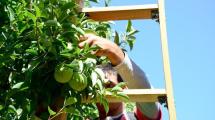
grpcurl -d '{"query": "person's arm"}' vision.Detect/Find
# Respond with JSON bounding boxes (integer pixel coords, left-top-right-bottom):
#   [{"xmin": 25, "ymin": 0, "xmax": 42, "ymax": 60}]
[
  {"xmin": 113, "ymin": 53, "xmax": 151, "ymax": 89},
  {"xmin": 79, "ymin": 34, "xmax": 124, "ymax": 66},
  {"xmin": 79, "ymin": 34, "xmax": 161, "ymax": 120},
  {"xmin": 113, "ymin": 53, "xmax": 161, "ymax": 120}
]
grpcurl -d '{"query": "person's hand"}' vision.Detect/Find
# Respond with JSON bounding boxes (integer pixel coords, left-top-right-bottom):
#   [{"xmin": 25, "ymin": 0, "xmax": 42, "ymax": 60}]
[{"xmin": 79, "ymin": 34, "xmax": 124, "ymax": 66}]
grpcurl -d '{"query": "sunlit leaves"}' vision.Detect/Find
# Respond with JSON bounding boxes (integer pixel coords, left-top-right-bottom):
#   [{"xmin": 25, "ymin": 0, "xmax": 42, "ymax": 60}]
[
  {"xmin": 105, "ymin": 0, "xmax": 111, "ymax": 7},
  {"xmin": 65, "ymin": 97, "xmax": 77, "ymax": 106},
  {"xmin": 125, "ymin": 20, "xmax": 139, "ymax": 50},
  {"xmin": 33, "ymin": 3, "xmax": 41, "ymax": 18},
  {"xmin": 114, "ymin": 31, "xmax": 120, "ymax": 46},
  {"xmin": 0, "ymin": 0, "xmax": 134, "ymax": 119},
  {"xmin": 25, "ymin": 11, "xmax": 36, "ymax": 23},
  {"xmin": 113, "ymin": 20, "xmax": 138, "ymax": 50},
  {"xmin": 48, "ymin": 106, "xmax": 56, "ymax": 116},
  {"xmin": 7, "ymin": 6, "xmax": 15, "ymax": 22}
]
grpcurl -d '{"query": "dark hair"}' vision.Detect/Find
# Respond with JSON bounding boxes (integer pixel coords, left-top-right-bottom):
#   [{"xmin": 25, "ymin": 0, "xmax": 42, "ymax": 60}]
[{"xmin": 117, "ymin": 74, "xmax": 123, "ymax": 83}]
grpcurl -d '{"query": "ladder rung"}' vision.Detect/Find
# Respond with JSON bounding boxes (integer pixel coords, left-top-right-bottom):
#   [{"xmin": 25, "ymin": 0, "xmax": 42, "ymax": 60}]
[
  {"xmin": 83, "ymin": 89, "xmax": 166, "ymax": 103},
  {"xmin": 106, "ymin": 89, "xmax": 166, "ymax": 102},
  {"xmin": 81, "ymin": 4, "xmax": 158, "ymax": 21}
]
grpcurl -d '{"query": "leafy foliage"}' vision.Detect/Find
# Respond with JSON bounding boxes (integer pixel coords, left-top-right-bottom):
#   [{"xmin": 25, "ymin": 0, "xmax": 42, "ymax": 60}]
[
  {"xmin": 114, "ymin": 20, "xmax": 139, "ymax": 51},
  {"xmin": 0, "ymin": 0, "xmax": 138, "ymax": 119}
]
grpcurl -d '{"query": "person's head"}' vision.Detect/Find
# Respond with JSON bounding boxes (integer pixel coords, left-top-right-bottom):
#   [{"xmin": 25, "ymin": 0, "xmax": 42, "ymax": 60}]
[
  {"xmin": 96, "ymin": 64, "xmax": 125, "ymax": 118},
  {"xmin": 98, "ymin": 64, "xmax": 123, "ymax": 87}
]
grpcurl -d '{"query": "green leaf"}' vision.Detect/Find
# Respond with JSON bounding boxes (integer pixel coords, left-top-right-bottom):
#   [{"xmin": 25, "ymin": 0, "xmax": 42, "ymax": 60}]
[
  {"xmin": 33, "ymin": 4, "xmax": 41, "ymax": 18},
  {"xmin": 20, "ymin": 0, "xmax": 27, "ymax": 5},
  {"xmin": 28, "ymin": 60, "xmax": 41, "ymax": 72},
  {"xmin": 25, "ymin": 11, "xmax": 36, "ymax": 23},
  {"xmin": 126, "ymin": 20, "xmax": 132, "ymax": 32},
  {"xmin": 116, "ymin": 92, "xmax": 129, "ymax": 102},
  {"xmin": 91, "ymin": 71, "xmax": 98, "ymax": 86},
  {"xmin": 67, "ymin": 61, "xmax": 79, "ymax": 68},
  {"xmin": 95, "ymin": 68, "xmax": 105, "ymax": 80},
  {"xmin": 96, "ymin": 79, "xmax": 103, "ymax": 90},
  {"xmin": 48, "ymin": 106, "xmax": 56, "ymax": 116},
  {"xmin": 128, "ymin": 29, "xmax": 139, "ymax": 36},
  {"xmin": 89, "ymin": 0, "xmax": 99, "ymax": 3},
  {"xmin": 62, "ymin": 30, "xmax": 75, "ymax": 39},
  {"xmin": 26, "ymin": 49, "xmax": 38, "ymax": 56},
  {"xmin": 65, "ymin": 97, "xmax": 77, "ymax": 106},
  {"xmin": 64, "ymin": 107, "xmax": 80, "ymax": 116},
  {"xmin": 45, "ymin": 20, "xmax": 60, "ymax": 27},
  {"xmin": 10, "ymin": 54, "xmax": 18, "ymax": 60},
  {"xmin": 84, "ymin": 28, "xmax": 97, "ymax": 35},
  {"xmin": 127, "ymin": 39, "xmax": 135, "ymax": 50},
  {"xmin": 60, "ymin": 52, "xmax": 75, "ymax": 58},
  {"xmin": 0, "ymin": 105, "xmax": 4, "ymax": 111},
  {"xmin": 114, "ymin": 82, "xmax": 127, "ymax": 88},
  {"xmin": 69, "ymin": 59, "xmax": 84, "ymax": 72},
  {"xmin": 114, "ymin": 31, "xmax": 120, "ymax": 45},
  {"xmin": 16, "ymin": 108, "xmax": 23, "ymax": 116},
  {"xmin": 74, "ymin": 47, "xmax": 81, "ymax": 55},
  {"xmin": 7, "ymin": 6, "xmax": 15, "ymax": 22},
  {"xmin": 127, "ymin": 35, "xmax": 136, "ymax": 40},
  {"xmin": 83, "ymin": 43, "xmax": 90, "ymax": 52},
  {"xmin": 12, "ymin": 82, "xmax": 24, "ymax": 89},
  {"xmin": 71, "ymin": 24, "xmax": 85, "ymax": 35},
  {"xmin": 8, "ymin": 105, "xmax": 16, "ymax": 114},
  {"xmin": 48, "ymin": 46, "xmax": 57, "ymax": 55},
  {"xmin": 100, "ymin": 97, "xmax": 109, "ymax": 113},
  {"xmin": 81, "ymin": 19, "xmax": 93, "ymax": 26},
  {"xmin": 1, "ymin": 32, "xmax": 7, "ymax": 40},
  {"xmin": 61, "ymin": 2, "xmax": 76, "ymax": 11},
  {"xmin": 111, "ymin": 86, "xmax": 122, "ymax": 92},
  {"xmin": 85, "ymin": 58, "xmax": 97, "ymax": 65},
  {"xmin": 105, "ymin": 0, "xmax": 111, "ymax": 7},
  {"xmin": 78, "ymin": 60, "xmax": 84, "ymax": 72}
]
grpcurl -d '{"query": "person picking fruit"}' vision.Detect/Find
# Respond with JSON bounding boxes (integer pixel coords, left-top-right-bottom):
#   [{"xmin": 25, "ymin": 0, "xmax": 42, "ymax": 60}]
[{"xmin": 79, "ymin": 34, "xmax": 162, "ymax": 120}]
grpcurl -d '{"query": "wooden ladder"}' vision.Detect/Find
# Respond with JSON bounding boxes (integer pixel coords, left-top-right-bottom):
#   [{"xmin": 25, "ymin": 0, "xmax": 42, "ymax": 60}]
[{"xmin": 78, "ymin": 0, "xmax": 177, "ymax": 119}]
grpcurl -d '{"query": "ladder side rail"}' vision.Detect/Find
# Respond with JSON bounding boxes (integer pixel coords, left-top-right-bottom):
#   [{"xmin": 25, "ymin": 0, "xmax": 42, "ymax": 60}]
[{"xmin": 158, "ymin": 0, "xmax": 177, "ymax": 119}]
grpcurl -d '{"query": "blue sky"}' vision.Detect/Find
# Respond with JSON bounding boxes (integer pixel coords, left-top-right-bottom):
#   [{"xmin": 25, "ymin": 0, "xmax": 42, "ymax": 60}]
[{"xmin": 91, "ymin": 0, "xmax": 215, "ymax": 119}]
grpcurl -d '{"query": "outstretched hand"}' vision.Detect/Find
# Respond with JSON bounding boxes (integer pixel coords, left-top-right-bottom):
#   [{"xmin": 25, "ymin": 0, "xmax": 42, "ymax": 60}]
[{"xmin": 79, "ymin": 34, "xmax": 124, "ymax": 66}]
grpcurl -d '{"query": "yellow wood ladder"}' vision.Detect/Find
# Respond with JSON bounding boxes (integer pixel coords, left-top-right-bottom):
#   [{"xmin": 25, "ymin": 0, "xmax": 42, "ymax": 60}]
[{"xmin": 78, "ymin": 0, "xmax": 177, "ymax": 119}]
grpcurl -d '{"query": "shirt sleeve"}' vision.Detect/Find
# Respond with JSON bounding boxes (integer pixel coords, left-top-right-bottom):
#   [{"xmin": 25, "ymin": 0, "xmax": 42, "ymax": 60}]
[
  {"xmin": 113, "ymin": 52, "xmax": 162, "ymax": 119},
  {"xmin": 113, "ymin": 52, "xmax": 151, "ymax": 89}
]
